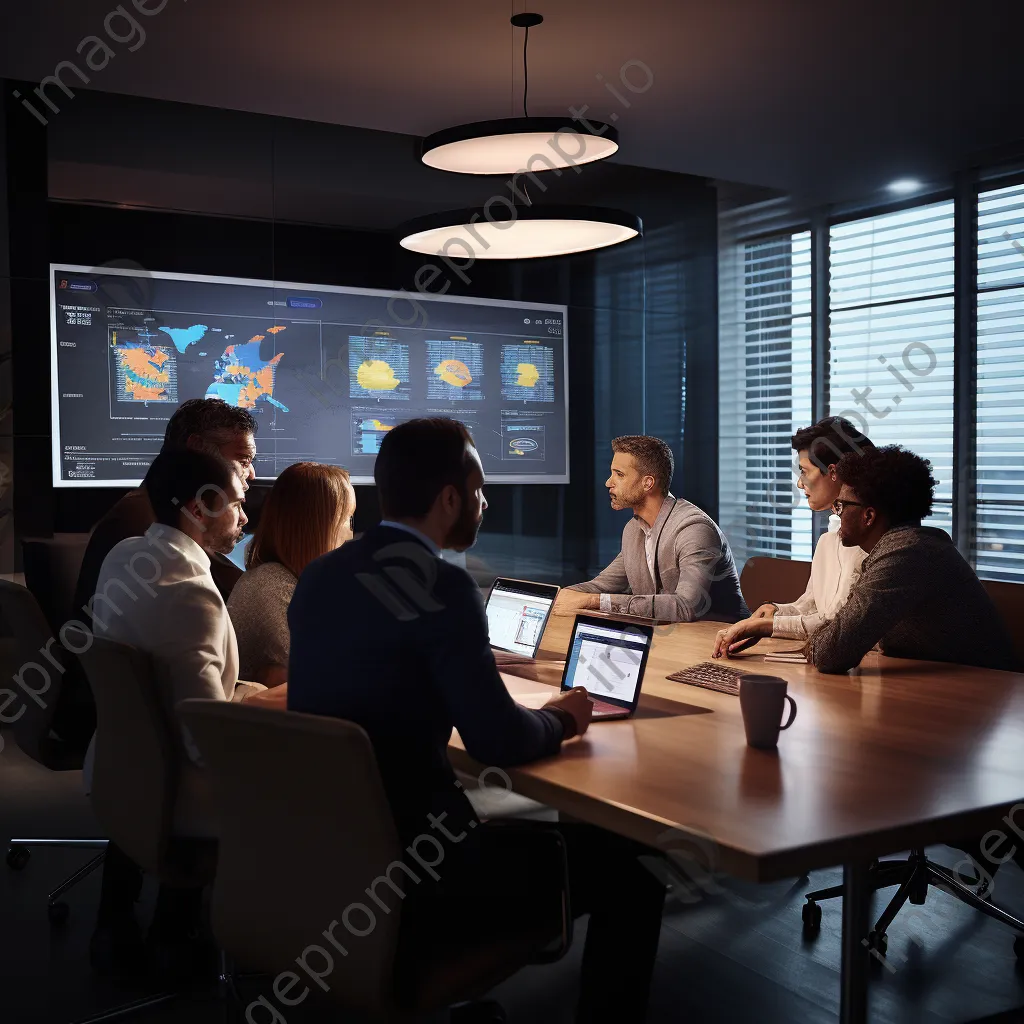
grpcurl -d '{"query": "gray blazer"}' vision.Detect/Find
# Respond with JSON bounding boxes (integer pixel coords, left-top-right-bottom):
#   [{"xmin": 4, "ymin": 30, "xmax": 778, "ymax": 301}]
[{"xmin": 569, "ymin": 497, "xmax": 747, "ymax": 622}]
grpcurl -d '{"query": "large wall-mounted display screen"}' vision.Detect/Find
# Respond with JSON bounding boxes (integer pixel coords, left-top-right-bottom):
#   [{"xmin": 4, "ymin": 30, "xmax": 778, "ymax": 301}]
[{"xmin": 50, "ymin": 265, "xmax": 569, "ymax": 487}]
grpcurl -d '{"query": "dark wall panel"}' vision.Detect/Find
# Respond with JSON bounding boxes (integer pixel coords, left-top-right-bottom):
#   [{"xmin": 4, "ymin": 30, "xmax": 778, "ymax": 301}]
[{"xmin": 7, "ymin": 89, "xmax": 717, "ymax": 585}]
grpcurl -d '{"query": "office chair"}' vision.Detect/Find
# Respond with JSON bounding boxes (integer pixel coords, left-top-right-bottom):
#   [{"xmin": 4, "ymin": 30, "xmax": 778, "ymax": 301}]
[
  {"xmin": 0, "ymin": 581, "xmax": 107, "ymax": 925},
  {"xmin": 801, "ymin": 586, "xmax": 1024, "ymax": 962},
  {"xmin": 738, "ymin": 555, "xmax": 812, "ymax": 612},
  {"xmin": 21, "ymin": 533, "xmax": 90, "ymax": 637},
  {"xmin": 178, "ymin": 698, "xmax": 573, "ymax": 1022},
  {"xmin": 76, "ymin": 633, "xmax": 225, "ymax": 1023},
  {"xmin": 982, "ymin": 579, "xmax": 1024, "ymax": 668},
  {"xmin": 802, "ymin": 846, "xmax": 1024, "ymax": 961}
]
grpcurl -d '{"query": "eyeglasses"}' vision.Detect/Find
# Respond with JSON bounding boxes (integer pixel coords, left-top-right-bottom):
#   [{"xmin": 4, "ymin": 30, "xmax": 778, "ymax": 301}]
[{"xmin": 832, "ymin": 499, "xmax": 867, "ymax": 516}]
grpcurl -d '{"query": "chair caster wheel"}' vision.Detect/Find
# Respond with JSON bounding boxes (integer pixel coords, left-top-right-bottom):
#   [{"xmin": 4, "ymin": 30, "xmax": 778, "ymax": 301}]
[
  {"xmin": 48, "ymin": 901, "xmax": 70, "ymax": 926},
  {"xmin": 6, "ymin": 845, "xmax": 30, "ymax": 870},
  {"xmin": 866, "ymin": 930, "xmax": 888, "ymax": 957},
  {"xmin": 801, "ymin": 899, "xmax": 822, "ymax": 934}
]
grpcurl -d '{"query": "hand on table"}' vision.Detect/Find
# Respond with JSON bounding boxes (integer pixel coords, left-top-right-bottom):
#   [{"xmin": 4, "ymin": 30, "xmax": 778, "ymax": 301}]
[
  {"xmin": 552, "ymin": 590, "xmax": 601, "ymax": 615},
  {"xmin": 544, "ymin": 686, "xmax": 593, "ymax": 738},
  {"xmin": 712, "ymin": 616, "xmax": 774, "ymax": 659}
]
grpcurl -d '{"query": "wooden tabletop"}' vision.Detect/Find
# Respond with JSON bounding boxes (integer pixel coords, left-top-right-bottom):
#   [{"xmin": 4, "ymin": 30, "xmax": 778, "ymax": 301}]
[{"xmin": 449, "ymin": 613, "xmax": 1024, "ymax": 881}]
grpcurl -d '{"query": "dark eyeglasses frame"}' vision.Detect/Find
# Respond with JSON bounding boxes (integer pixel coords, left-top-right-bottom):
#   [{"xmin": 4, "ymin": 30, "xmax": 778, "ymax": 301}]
[{"xmin": 832, "ymin": 499, "xmax": 868, "ymax": 515}]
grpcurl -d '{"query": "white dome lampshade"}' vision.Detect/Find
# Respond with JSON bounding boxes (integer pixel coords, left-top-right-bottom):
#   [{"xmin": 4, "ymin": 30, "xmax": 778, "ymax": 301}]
[
  {"xmin": 421, "ymin": 13, "xmax": 620, "ymax": 177},
  {"xmin": 398, "ymin": 204, "xmax": 642, "ymax": 260},
  {"xmin": 422, "ymin": 117, "xmax": 619, "ymax": 176}
]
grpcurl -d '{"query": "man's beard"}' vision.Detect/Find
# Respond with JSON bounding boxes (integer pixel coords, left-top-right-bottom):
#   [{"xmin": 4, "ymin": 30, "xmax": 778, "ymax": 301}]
[
  {"xmin": 209, "ymin": 527, "xmax": 243, "ymax": 555},
  {"xmin": 444, "ymin": 493, "xmax": 482, "ymax": 551},
  {"xmin": 610, "ymin": 482, "xmax": 646, "ymax": 510}
]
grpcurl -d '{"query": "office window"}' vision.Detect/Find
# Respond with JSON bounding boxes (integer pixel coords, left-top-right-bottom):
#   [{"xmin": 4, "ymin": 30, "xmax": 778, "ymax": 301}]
[
  {"xmin": 828, "ymin": 202, "xmax": 955, "ymax": 535},
  {"xmin": 719, "ymin": 232, "xmax": 813, "ymax": 567},
  {"xmin": 975, "ymin": 182, "xmax": 1024, "ymax": 581}
]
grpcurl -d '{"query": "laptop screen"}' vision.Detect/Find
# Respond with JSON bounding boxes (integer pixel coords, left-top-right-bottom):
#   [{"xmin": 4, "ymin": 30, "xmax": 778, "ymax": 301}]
[
  {"xmin": 486, "ymin": 578, "xmax": 559, "ymax": 657},
  {"xmin": 561, "ymin": 618, "xmax": 653, "ymax": 708}
]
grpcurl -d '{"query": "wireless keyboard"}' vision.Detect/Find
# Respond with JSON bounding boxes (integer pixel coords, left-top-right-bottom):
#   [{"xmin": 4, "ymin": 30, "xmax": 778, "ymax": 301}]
[{"xmin": 667, "ymin": 661, "xmax": 745, "ymax": 695}]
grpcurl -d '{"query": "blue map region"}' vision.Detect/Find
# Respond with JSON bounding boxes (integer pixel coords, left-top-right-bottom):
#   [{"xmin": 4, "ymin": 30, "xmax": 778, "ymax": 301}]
[
  {"xmin": 204, "ymin": 340, "xmax": 289, "ymax": 412},
  {"xmin": 133, "ymin": 355, "xmax": 164, "ymax": 377},
  {"xmin": 225, "ymin": 340, "xmax": 262, "ymax": 367},
  {"xmin": 124, "ymin": 369, "xmax": 168, "ymax": 396},
  {"xmin": 158, "ymin": 324, "xmax": 208, "ymax": 353}
]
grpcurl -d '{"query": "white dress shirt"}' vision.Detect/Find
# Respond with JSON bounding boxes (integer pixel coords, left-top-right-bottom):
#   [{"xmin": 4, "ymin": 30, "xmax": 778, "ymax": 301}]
[
  {"xmin": 599, "ymin": 502, "xmax": 663, "ymax": 613},
  {"xmin": 771, "ymin": 516, "xmax": 867, "ymax": 639},
  {"xmin": 92, "ymin": 523, "xmax": 242, "ymax": 764}
]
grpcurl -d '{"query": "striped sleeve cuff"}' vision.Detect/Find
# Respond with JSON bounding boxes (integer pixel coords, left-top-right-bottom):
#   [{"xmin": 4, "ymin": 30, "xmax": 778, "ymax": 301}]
[{"xmin": 771, "ymin": 615, "xmax": 807, "ymax": 640}]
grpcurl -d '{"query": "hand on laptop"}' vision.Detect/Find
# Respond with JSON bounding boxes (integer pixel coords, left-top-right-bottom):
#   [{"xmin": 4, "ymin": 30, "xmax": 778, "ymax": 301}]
[{"xmin": 544, "ymin": 686, "xmax": 594, "ymax": 738}]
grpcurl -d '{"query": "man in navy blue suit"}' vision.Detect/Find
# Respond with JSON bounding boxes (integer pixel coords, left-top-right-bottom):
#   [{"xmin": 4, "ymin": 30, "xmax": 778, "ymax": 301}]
[{"xmin": 288, "ymin": 418, "xmax": 666, "ymax": 1023}]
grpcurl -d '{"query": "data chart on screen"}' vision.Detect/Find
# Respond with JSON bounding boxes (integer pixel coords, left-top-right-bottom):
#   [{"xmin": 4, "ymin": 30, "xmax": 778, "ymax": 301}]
[{"xmin": 50, "ymin": 265, "xmax": 569, "ymax": 486}]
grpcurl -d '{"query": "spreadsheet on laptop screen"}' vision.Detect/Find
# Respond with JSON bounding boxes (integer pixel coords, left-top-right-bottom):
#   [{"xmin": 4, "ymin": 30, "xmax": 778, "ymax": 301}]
[{"xmin": 487, "ymin": 588, "xmax": 555, "ymax": 656}]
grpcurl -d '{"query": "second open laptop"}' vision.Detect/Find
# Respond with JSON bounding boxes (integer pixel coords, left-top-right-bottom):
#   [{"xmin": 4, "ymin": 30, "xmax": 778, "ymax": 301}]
[
  {"xmin": 560, "ymin": 614, "xmax": 655, "ymax": 720},
  {"xmin": 486, "ymin": 577, "xmax": 560, "ymax": 659}
]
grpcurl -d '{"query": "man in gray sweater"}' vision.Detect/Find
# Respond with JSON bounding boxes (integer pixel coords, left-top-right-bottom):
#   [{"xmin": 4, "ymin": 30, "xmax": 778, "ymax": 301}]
[
  {"xmin": 809, "ymin": 445, "xmax": 1016, "ymax": 673},
  {"xmin": 557, "ymin": 435, "xmax": 747, "ymax": 622}
]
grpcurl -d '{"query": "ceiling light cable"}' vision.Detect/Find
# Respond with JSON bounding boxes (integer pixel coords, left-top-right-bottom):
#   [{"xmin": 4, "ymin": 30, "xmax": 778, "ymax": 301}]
[{"xmin": 522, "ymin": 22, "xmax": 530, "ymax": 117}]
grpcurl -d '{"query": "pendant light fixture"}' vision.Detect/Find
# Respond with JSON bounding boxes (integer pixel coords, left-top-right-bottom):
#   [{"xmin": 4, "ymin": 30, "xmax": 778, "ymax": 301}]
[
  {"xmin": 421, "ymin": 13, "xmax": 619, "ymax": 175},
  {"xmin": 399, "ymin": 203, "xmax": 641, "ymax": 260},
  {"xmin": 400, "ymin": 12, "xmax": 642, "ymax": 259}
]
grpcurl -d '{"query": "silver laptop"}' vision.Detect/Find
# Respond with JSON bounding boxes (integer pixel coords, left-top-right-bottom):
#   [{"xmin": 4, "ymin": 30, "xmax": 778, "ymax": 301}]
[{"xmin": 486, "ymin": 577, "xmax": 560, "ymax": 659}]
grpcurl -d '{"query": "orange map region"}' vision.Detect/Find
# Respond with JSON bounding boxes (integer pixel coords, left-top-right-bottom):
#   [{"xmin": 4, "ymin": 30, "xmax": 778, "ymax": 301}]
[
  {"xmin": 249, "ymin": 334, "xmax": 265, "ymax": 343},
  {"xmin": 436, "ymin": 359, "xmax": 472, "ymax": 387},
  {"xmin": 266, "ymin": 325, "xmax": 287, "ymax": 334},
  {"xmin": 226, "ymin": 352, "xmax": 284, "ymax": 409},
  {"xmin": 126, "ymin": 381, "xmax": 166, "ymax": 401},
  {"xmin": 121, "ymin": 348, "xmax": 170, "ymax": 381}
]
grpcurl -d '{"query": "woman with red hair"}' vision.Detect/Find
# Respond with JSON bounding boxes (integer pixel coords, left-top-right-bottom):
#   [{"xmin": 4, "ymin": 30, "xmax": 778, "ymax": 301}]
[{"xmin": 228, "ymin": 462, "xmax": 355, "ymax": 687}]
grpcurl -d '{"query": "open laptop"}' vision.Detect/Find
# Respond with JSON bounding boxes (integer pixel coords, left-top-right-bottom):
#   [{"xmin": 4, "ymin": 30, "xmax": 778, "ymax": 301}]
[
  {"xmin": 560, "ymin": 614, "xmax": 655, "ymax": 720},
  {"xmin": 486, "ymin": 578, "xmax": 560, "ymax": 659}
]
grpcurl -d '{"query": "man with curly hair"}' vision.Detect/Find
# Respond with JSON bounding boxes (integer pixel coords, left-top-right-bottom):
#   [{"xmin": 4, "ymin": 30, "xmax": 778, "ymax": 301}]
[{"xmin": 808, "ymin": 445, "xmax": 1015, "ymax": 673}]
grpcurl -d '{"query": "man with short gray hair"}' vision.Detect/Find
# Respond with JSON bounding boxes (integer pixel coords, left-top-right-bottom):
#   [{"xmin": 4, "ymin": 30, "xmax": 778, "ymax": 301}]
[{"xmin": 557, "ymin": 435, "xmax": 747, "ymax": 622}]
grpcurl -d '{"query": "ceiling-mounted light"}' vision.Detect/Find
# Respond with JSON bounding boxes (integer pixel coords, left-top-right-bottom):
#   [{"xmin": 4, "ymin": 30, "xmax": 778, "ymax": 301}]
[
  {"xmin": 399, "ymin": 204, "xmax": 641, "ymax": 260},
  {"xmin": 423, "ymin": 116, "xmax": 618, "ymax": 176},
  {"xmin": 887, "ymin": 178, "xmax": 922, "ymax": 194},
  {"xmin": 404, "ymin": 12, "xmax": 640, "ymax": 259},
  {"xmin": 421, "ymin": 13, "xmax": 618, "ymax": 175}
]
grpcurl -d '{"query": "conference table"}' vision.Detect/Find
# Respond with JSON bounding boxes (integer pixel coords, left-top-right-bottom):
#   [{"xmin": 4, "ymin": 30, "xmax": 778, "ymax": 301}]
[{"xmin": 447, "ymin": 613, "xmax": 1024, "ymax": 1024}]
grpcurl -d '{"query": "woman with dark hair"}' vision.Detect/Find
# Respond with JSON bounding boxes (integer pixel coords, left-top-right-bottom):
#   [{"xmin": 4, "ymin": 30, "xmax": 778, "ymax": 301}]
[
  {"xmin": 713, "ymin": 417, "xmax": 874, "ymax": 658},
  {"xmin": 228, "ymin": 462, "xmax": 355, "ymax": 687}
]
